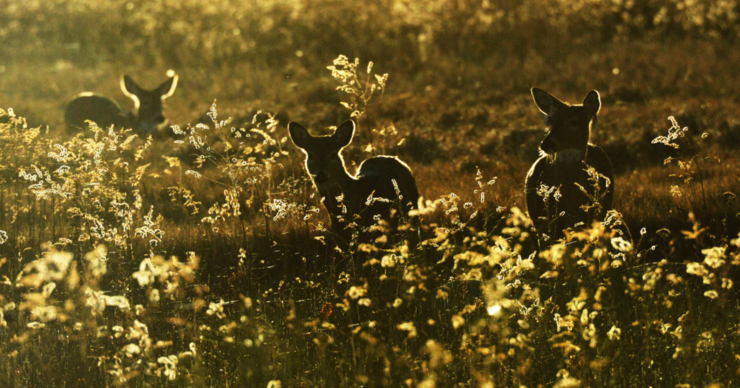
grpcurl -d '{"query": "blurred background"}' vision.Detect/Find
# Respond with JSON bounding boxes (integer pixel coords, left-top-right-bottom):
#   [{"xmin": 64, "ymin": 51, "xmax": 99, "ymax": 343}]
[
  {"xmin": 1, "ymin": 2, "xmax": 740, "ymax": 387},
  {"xmin": 1, "ymin": 0, "xmax": 738, "ymax": 120}
]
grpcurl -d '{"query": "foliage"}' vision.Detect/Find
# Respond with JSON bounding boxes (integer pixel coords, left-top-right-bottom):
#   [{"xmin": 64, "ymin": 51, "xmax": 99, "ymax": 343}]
[{"xmin": 1, "ymin": 0, "xmax": 740, "ymax": 387}]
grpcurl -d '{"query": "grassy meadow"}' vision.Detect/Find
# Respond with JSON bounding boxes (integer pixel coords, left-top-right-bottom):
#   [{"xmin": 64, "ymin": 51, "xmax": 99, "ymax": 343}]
[{"xmin": 1, "ymin": 0, "xmax": 740, "ymax": 386}]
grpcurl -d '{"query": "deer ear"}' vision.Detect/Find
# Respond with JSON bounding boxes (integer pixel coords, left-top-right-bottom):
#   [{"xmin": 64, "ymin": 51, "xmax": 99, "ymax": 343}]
[
  {"xmin": 583, "ymin": 90, "xmax": 601, "ymax": 119},
  {"xmin": 121, "ymin": 75, "xmax": 142, "ymax": 97},
  {"xmin": 156, "ymin": 75, "xmax": 179, "ymax": 99},
  {"xmin": 288, "ymin": 122, "xmax": 311, "ymax": 149},
  {"xmin": 333, "ymin": 120, "xmax": 355, "ymax": 148},
  {"xmin": 531, "ymin": 88, "xmax": 555, "ymax": 115}
]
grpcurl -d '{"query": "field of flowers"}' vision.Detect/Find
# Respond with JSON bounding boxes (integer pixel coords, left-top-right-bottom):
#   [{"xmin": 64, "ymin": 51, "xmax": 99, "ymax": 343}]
[{"xmin": 1, "ymin": 0, "xmax": 740, "ymax": 387}]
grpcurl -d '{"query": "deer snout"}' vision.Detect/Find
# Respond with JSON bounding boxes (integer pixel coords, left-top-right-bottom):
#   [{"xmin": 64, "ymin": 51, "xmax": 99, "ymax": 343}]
[
  {"xmin": 139, "ymin": 116, "xmax": 169, "ymax": 134},
  {"xmin": 313, "ymin": 171, "xmax": 329, "ymax": 184},
  {"xmin": 540, "ymin": 136, "xmax": 557, "ymax": 154},
  {"xmin": 139, "ymin": 121, "xmax": 158, "ymax": 134}
]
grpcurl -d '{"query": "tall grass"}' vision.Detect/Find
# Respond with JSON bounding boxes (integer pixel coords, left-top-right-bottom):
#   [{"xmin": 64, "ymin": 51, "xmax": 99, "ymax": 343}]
[
  {"xmin": 1, "ymin": 0, "xmax": 740, "ymax": 386},
  {"xmin": 2, "ymin": 78, "xmax": 740, "ymax": 388}
]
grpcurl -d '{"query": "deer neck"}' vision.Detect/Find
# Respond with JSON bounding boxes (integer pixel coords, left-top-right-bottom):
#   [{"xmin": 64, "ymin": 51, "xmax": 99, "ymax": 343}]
[
  {"xmin": 552, "ymin": 148, "xmax": 587, "ymax": 165},
  {"xmin": 548, "ymin": 148, "xmax": 588, "ymax": 186},
  {"xmin": 316, "ymin": 168, "xmax": 359, "ymax": 203},
  {"xmin": 318, "ymin": 169, "xmax": 365, "ymax": 220}
]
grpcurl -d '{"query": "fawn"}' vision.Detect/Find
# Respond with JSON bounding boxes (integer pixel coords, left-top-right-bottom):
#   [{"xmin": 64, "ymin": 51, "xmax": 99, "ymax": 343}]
[
  {"xmin": 65, "ymin": 74, "xmax": 178, "ymax": 135},
  {"xmin": 524, "ymin": 88, "xmax": 615, "ymax": 238},
  {"xmin": 289, "ymin": 119, "xmax": 419, "ymax": 234}
]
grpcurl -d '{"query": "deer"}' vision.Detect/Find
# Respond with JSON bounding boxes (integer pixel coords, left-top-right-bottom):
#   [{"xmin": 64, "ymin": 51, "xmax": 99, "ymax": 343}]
[
  {"xmin": 65, "ymin": 74, "xmax": 178, "ymax": 136},
  {"xmin": 524, "ymin": 88, "xmax": 615, "ymax": 239},
  {"xmin": 288, "ymin": 119, "xmax": 419, "ymax": 235}
]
